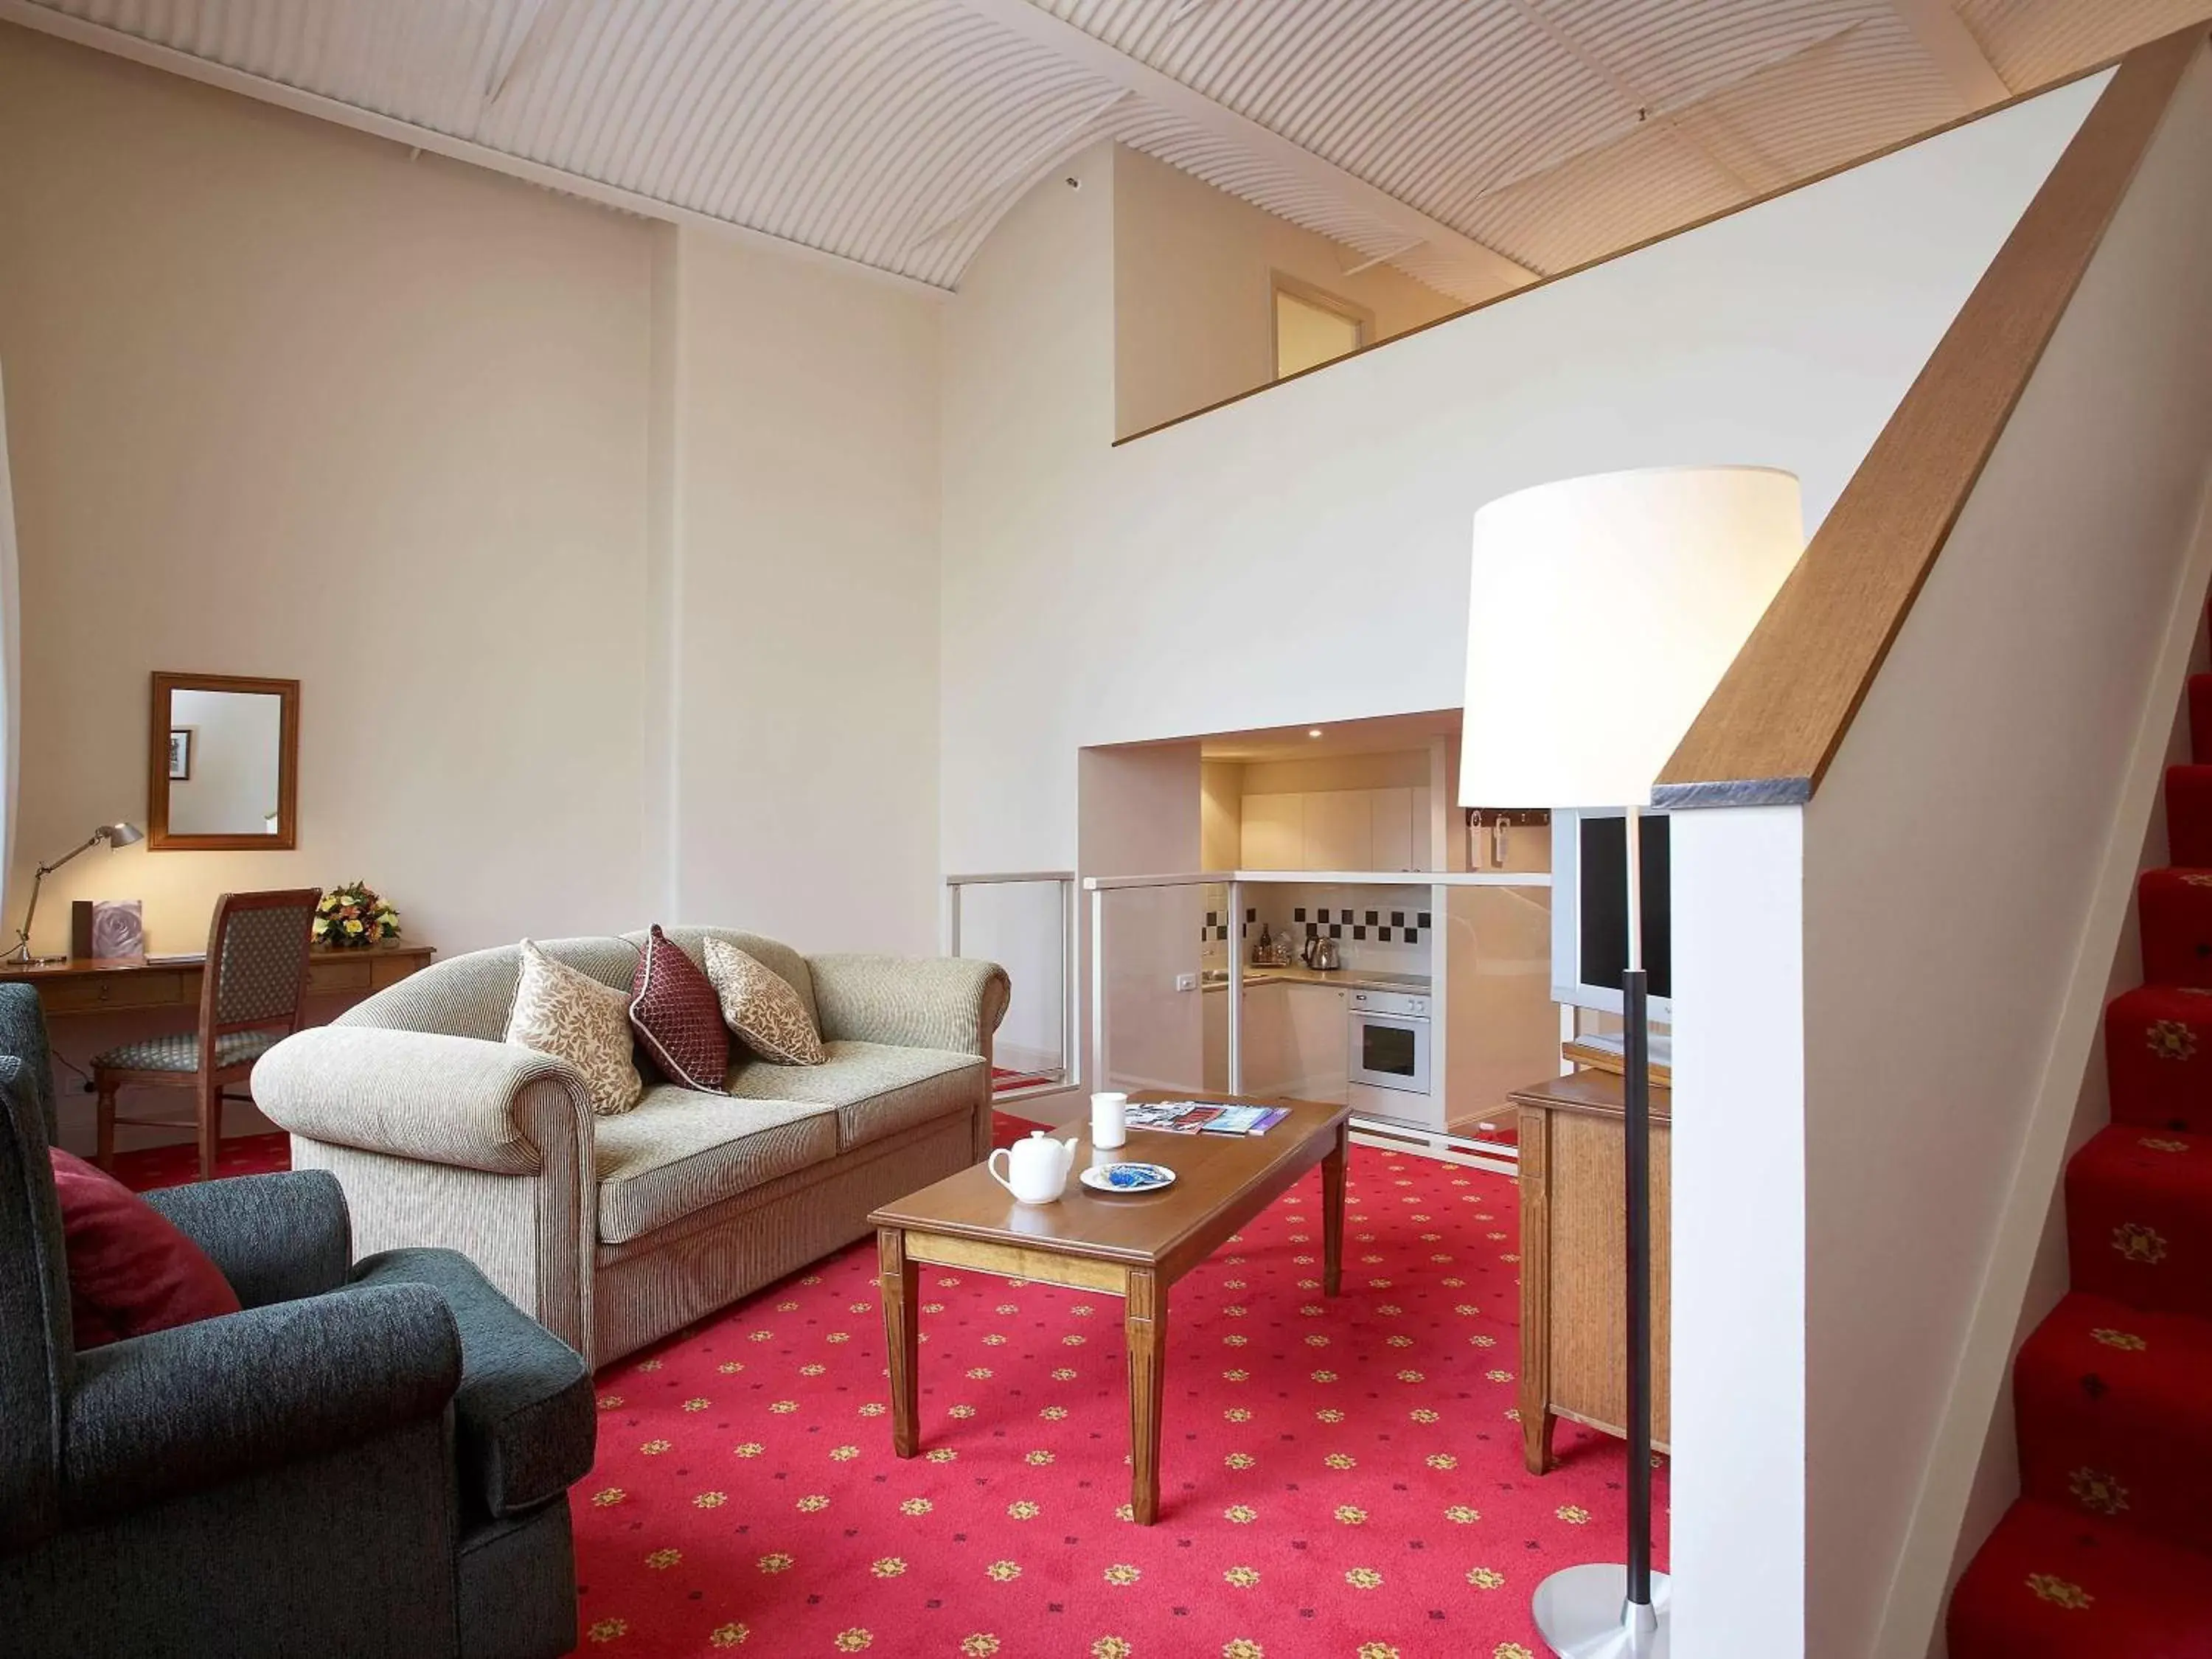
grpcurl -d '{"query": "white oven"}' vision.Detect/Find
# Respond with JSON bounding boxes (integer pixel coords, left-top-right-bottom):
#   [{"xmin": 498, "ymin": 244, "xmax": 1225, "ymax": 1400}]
[{"xmin": 1348, "ymin": 989, "xmax": 1431, "ymax": 1095}]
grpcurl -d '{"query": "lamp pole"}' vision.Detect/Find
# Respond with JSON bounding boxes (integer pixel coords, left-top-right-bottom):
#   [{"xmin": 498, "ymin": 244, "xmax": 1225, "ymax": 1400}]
[{"xmin": 1530, "ymin": 804, "xmax": 1669, "ymax": 1657}]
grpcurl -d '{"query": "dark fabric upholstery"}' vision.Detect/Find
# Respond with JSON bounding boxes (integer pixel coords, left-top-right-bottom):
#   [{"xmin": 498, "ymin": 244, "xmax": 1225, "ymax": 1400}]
[
  {"xmin": 63, "ymin": 1284, "xmax": 460, "ymax": 1527},
  {"xmin": 1, "ymin": 987, "xmax": 585, "ymax": 1659},
  {"xmin": 354, "ymin": 1248, "xmax": 594, "ymax": 1518},
  {"xmin": 216, "ymin": 897, "xmax": 319, "ymax": 1025},
  {"xmin": 0, "ymin": 984, "xmax": 58, "ymax": 1141},
  {"xmin": 459, "ymin": 1500, "xmax": 580, "ymax": 1659},
  {"xmin": 0, "ymin": 1054, "xmax": 72, "ymax": 1556},
  {"xmin": 0, "ymin": 1415, "xmax": 462, "ymax": 1658},
  {"xmin": 141, "ymin": 1170, "xmax": 351, "ymax": 1308},
  {"xmin": 90, "ymin": 1027, "xmax": 285, "ymax": 1074}
]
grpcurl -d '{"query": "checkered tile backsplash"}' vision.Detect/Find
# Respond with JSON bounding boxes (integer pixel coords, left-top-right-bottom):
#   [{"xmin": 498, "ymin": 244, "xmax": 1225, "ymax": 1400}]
[{"xmin": 1291, "ymin": 905, "xmax": 1427, "ymax": 945}]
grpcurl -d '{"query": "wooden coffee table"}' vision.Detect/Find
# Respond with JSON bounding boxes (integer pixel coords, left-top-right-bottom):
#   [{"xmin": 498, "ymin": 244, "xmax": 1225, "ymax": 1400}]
[{"xmin": 869, "ymin": 1093, "xmax": 1351, "ymax": 1524}]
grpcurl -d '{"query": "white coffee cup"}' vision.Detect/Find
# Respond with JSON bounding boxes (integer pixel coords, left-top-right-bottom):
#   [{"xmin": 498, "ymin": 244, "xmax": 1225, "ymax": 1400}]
[{"xmin": 1091, "ymin": 1091, "xmax": 1129, "ymax": 1150}]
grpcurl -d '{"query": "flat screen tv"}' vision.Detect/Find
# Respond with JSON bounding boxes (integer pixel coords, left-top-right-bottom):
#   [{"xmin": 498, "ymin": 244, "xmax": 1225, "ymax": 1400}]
[{"xmin": 1550, "ymin": 808, "xmax": 1672, "ymax": 1023}]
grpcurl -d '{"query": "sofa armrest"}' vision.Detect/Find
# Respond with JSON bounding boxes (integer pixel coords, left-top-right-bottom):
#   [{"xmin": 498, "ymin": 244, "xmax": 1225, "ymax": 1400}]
[
  {"xmin": 63, "ymin": 1282, "xmax": 461, "ymax": 1527},
  {"xmin": 807, "ymin": 954, "xmax": 1011, "ymax": 1057},
  {"xmin": 253, "ymin": 1026, "xmax": 594, "ymax": 1175},
  {"xmin": 140, "ymin": 1170, "xmax": 352, "ymax": 1308}
]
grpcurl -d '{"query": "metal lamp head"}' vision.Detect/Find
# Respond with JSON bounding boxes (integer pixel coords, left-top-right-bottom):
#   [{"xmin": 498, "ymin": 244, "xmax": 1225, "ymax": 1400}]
[{"xmin": 100, "ymin": 821, "xmax": 145, "ymax": 847}]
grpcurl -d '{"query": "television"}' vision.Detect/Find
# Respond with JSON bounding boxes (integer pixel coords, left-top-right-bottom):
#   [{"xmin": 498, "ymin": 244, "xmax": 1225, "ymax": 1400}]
[{"xmin": 1551, "ymin": 808, "xmax": 1672, "ymax": 1024}]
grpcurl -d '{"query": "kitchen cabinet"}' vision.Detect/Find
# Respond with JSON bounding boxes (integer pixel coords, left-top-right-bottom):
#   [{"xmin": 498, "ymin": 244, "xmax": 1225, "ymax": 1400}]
[
  {"xmin": 1371, "ymin": 787, "xmax": 1415, "ymax": 872},
  {"xmin": 1239, "ymin": 793, "xmax": 1304, "ymax": 870},
  {"xmin": 1237, "ymin": 981, "xmax": 1293, "ymax": 1096},
  {"xmin": 1284, "ymin": 983, "xmax": 1349, "ymax": 1102},
  {"xmin": 1238, "ymin": 786, "xmax": 1430, "ymax": 872},
  {"xmin": 1301, "ymin": 792, "xmax": 1373, "ymax": 871}
]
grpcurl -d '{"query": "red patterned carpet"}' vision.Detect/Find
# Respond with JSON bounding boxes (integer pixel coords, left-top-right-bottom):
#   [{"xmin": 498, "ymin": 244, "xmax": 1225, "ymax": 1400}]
[{"xmin": 117, "ymin": 1126, "xmax": 1665, "ymax": 1658}]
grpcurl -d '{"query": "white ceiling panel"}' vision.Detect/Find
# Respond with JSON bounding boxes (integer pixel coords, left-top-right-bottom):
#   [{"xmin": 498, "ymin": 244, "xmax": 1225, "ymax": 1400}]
[{"xmin": 10, "ymin": 0, "xmax": 2202, "ymax": 300}]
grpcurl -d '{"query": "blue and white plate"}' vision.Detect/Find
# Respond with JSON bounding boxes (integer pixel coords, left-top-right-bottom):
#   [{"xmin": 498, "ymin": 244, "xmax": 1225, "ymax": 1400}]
[{"xmin": 1079, "ymin": 1161, "xmax": 1177, "ymax": 1193}]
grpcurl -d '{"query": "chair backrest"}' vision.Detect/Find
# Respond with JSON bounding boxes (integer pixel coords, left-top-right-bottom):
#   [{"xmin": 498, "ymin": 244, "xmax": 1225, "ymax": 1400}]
[
  {"xmin": 201, "ymin": 891, "xmax": 320, "ymax": 1051},
  {"xmin": 0, "ymin": 1040, "xmax": 72, "ymax": 1552}
]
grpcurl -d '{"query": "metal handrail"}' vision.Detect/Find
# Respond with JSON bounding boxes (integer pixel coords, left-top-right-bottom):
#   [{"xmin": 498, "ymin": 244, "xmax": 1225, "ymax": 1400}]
[
  {"xmin": 1083, "ymin": 868, "xmax": 1551, "ymax": 891},
  {"xmin": 945, "ymin": 871, "xmax": 1079, "ymax": 1096}
]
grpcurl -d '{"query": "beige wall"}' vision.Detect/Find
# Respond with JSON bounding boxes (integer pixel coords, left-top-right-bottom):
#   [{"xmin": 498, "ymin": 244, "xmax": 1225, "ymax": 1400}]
[
  {"xmin": 1113, "ymin": 147, "xmax": 1461, "ymax": 439},
  {"xmin": 0, "ymin": 24, "xmax": 949, "ymax": 993},
  {"xmin": 1198, "ymin": 759, "xmax": 1242, "ymax": 869},
  {"xmin": 0, "ymin": 24, "xmax": 657, "ymax": 958}
]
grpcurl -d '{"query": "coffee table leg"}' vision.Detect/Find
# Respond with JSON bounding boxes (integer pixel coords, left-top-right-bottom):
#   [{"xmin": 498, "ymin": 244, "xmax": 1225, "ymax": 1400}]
[
  {"xmin": 1126, "ymin": 1268, "xmax": 1166, "ymax": 1525},
  {"xmin": 1322, "ymin": 1121, "xmax": 1348, "ymax": 1297},
  {"xmin": 878, "ymin": 1228, "xmax": 919, "ymax": 1458}
]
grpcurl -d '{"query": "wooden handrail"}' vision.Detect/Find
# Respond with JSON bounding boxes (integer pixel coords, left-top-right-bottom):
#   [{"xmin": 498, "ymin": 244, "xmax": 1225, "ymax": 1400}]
[{"xmin": 1653, "ymin": 27, "xmax": 2203, "ymax": 809}]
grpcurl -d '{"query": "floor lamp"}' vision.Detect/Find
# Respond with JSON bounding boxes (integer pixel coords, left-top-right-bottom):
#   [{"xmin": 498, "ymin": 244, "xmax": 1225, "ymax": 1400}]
[{"xmin": 1459, "ymin": 466, "xmax": 1804, "ymax": 1658}]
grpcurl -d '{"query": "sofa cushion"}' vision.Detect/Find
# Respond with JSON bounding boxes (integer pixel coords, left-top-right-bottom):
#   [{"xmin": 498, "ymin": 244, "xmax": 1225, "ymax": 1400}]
[
  {"xmin": 507, "ymin": 939, "xmax": 642, "ymax": 1116},
  {"xmin": 594, "ymin": 1087, "xmax": 839, "ymax": 1245},
  {"xmin": 706, "ymin": 937, "xmax": 826, "ymax": 1066},
  {"xmin": 349, "ymin": 1245, "xmax": 593, "ymax": 1519},
  {"xmin": 627, "ymin": 925, "xmax": 728, "ymax": 1092},
  {"xmin": 49, "ymin": 1147, "xmax": 243, "ymax": 1349},
  {"xmin": 727, "ymin": 1040, "xmax": 985, "ymax": 1153}
]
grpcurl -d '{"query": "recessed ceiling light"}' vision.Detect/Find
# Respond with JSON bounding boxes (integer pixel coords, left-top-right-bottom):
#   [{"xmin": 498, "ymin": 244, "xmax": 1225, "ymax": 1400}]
[{"xmin": 1307, "ymin": 728, "xmax": 1324, "ymax": 738}]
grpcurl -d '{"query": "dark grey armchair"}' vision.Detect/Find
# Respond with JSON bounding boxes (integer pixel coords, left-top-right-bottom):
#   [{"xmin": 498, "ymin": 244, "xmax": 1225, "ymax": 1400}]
[{"xmin": 0, "ymin": 984, "xmax": 594, "ymax": 1658}]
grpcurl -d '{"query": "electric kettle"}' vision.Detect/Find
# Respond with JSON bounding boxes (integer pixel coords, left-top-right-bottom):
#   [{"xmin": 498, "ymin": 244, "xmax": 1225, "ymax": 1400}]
[{"xmin": 1307, "ymin": 935, "xmax": 1342, "ymax": 972}]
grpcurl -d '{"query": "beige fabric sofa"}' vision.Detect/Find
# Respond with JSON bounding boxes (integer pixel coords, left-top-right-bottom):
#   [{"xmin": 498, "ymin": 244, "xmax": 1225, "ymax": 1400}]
[{"xmin": 255, "ymin": 929, "xmax": 1009, "ymax": 1368}]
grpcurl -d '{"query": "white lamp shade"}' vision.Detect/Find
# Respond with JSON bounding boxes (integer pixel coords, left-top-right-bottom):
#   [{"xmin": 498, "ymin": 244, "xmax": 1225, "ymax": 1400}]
[{"xmin": 1459, "ymin": 465, "xmax": 1804, "ymax": 809}]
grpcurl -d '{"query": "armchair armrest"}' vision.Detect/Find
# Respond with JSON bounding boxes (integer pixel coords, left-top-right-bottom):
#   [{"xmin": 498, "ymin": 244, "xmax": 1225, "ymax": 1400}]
[
  {"xmin": 140, "ymin": 1170, "xmax": 352, "ymax": 1308},
  {"xmin": 63, "ymin": 1282, "xmax": 461, "ymax": 1528},
  {"xmin": 252, "ymin": 1026, "xmax": 593, "ymax": 1174},
  {"xmin": 807, "ymin": 954, "xmax": 1011, "ymax": 1057}
]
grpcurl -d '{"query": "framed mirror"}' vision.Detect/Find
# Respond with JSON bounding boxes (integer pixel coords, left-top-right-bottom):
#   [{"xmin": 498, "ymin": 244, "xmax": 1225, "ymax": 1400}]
[{"xmin": 148, "ymin": 672, "xmax": 299, "ymax": 850}]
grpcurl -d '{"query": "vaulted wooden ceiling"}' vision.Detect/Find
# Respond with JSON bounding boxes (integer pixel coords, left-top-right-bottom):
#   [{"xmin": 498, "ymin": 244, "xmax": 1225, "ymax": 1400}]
[{"xmin": 6, "ymin": 0, "xmax": 2205, "ymax": 301}]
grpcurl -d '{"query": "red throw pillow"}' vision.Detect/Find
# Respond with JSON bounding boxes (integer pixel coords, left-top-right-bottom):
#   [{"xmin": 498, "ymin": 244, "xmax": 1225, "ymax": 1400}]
[
  {"xmin": 49, "ymin": 1148, "xmax": 243, "ymax": 1349},
  {"xmin": 629, "ymin": 925, "xmax": 731, "ymax": 1093}
]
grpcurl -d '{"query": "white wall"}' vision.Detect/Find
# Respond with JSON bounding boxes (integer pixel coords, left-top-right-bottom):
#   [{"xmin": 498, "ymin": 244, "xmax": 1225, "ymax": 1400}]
[
  {"xmin": 1113, "ymin": 147, "xmax": 1462, "ymax": 438},
  {"xmin": 660, "ymin": 226, "xmax": 942, "ymax": 955},
  {"xmin": 939, "ymin": 80, "xmax": 2105, "ymax": 895}
]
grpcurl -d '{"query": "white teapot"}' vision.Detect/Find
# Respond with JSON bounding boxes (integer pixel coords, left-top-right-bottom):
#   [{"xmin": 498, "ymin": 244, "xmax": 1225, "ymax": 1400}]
[{"xmin": 988, "ymin": 1130, "xmax": 1080, "ymax": 1204}]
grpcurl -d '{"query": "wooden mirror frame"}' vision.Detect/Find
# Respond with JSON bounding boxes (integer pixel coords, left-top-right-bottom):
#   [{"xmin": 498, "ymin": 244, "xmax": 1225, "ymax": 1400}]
[{"xmin": 147, "ymin": 672, "xmax": 300, "ymax": 852}]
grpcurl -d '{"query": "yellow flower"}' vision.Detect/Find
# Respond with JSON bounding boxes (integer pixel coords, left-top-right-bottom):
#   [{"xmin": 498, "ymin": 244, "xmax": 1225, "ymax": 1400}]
[
  {"xmin": 683, "ymin": 1397, "xmax": 709, "ymax": 1411},
  {"xmin": 1496, "ymin": 1646, "xmax": 1537, "ymax": 1659},
  {"xmin": 1345, "ymin": 1567, "xmax": 1384, "ymax": 1589},
  {"xmin": 1324, "ymin": 1453, "xmax": 1357, "ymax": 1470},
  {"xmin": 925, "ymin": 1448, "xmax": 959, "ymax": 1464},
  {"xmin": 871, "ymin": 1557, "xmax": 905, "ymax": 1578},
  {"xmin": 961, "ymin": 1638, "xmax": 1001, "ymax": 1658},
  {"xmin": 985, "ymin": 1560, "xmax": 1022, "ymax": 1582},
  {"xmin": 757, "ymin": 1553, "xmax": 794, "ymax": 1574},
  {"xmin": 1426, "ymin": 1453, "xmax": 1459, "ymax": 1470},
  {"xmin": 1025, "ymin": 1450, "xmax": 1055, "ymax": 1466},
  {"xmin": 2068, "ymin": 1468, "xmax": 2129, "ymax": 1516},
  {"xmin": 1557, "ymin": 1506, "xmax": 1592, "ymax": 1525},
  {"xmin": 1446, "ymin": 1506, "xmax": 1481, "ymax": 1525},
  {"xmin": 1224, "ymin": 1641, "xmax": 1264, "ymax": 1659},
  {"xmin": 693, "ymin": 1492, "xmax": 727, "ymax": 1509},
  {"xmin": 1040, "ymin": 1405, "xmax": 1069, "ymax": 1421},
  {"xmin": 2025, "ymin": 1574, "xmax": 2093, "ymax": 1610},
  {"xmin": 735, "ymin": 1442, "xmax": 766, "ymax": 1458},
  {"xmin": 1225, "ymin": 1452, "xmax": 1256, "ymax": 1470},
  {"xmin": 1467, "ymin": 1566, "xmax": 1506, "ymax": 1588},
  {"xmin": 644, "ymin": 1548, "xmax": 681, "ymax": 1570},
  {"xmin": 1007, "ymin": 1500, "xmax": 1040, "ymax": 1520},
  {"xmin": 1335, "ymin": 1505, "xmax": 1368, "ymax": 1525},
  {"xmin": 899, "ymin": 1498, "xmax": 932, "ymax": 1515},
  {"xmin": 1103, "ymin": 1562, "xmax": 1141, "ymax": 1586},
  {"xmin": 1225, "ymin": 1504, "xmax": 1259, "ymax": 1523},
  {"xmin": 1224, "ymin": 1566, "xmax": 1260, "ymax": 1587},
  {"xmin": 829, "ymin": 1445, "xmax": 860, "ymax": 1462},
  {"xmin": 1224, "ymin": 1408, "xmax": 1252, "ymax": 1422},
  {"xmin": 717, "ymin": 1361, "xmax": 744, "ymax": 1374},
  {"xmin": 709, "ymin": 1624, "xmax": 749, "ymax": 1648},
  {"xmin": 587, "ymin": 1618, "xmax": 627, "ymax": 1644},
  {"xmin": 832, "ymin": 1632, "xmax": 872, "ymax": 1653},
  {"xmin": 1092, "ymin": 1641, "xmax": 1132, "ymax": 1659},
  {"xmin": 591, "ymin": 1487, "xmax": 626, "ymax": 1507},
  {"xmin": 796, "ymin": 1495, "xmax": 830, "ymax": 1512},
  {"xmin": 1357, "ymin": 1646, "xmax": 1400, "ymax": 1659},
  {"xmin": 1315, "ymin": 1408, "xmax": 1345, "ymax": 1424},
  {"xmin": 2091, "ymin": 1329, "xmax": 2147, "ymax": 1352}
]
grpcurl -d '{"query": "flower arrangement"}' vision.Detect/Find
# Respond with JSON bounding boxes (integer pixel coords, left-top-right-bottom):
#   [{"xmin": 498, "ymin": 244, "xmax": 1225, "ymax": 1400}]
[{"xmin": 314, "ymin": 882, "xmax": 401, "ymax": 949}]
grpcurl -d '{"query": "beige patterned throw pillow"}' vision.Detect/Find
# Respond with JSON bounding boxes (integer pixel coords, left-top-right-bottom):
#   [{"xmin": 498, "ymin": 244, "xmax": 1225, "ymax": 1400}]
[
  {"xmin": 703, "ymin": 937, "xmax": 826, "ymax": 1065},
  {"xmin": 507, "ymin": 939, "xmax": 644, "ymax": 1114}
]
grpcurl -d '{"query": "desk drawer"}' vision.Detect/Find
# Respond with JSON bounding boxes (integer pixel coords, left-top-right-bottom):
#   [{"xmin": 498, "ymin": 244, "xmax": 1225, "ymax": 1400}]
[
  {"xmin": 306, "ymin": 958, "xmax": 375, "ymax": 995},
  {"xmin": 38, "ymin": 972, "xmax": 189, "ymax": 1015}
]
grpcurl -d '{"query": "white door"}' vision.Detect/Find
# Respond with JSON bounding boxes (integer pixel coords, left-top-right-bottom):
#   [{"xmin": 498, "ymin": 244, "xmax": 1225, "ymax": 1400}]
[
  {"xmin": 1285, "ymin": 984, "xmax": 1349, "ymax": 1102},
  {"xmin": 1301, "ymin": 790, "xmax": 1373, "ymax": 871},
  {"xmin": 1238, "ymin": 981, "xmax": 1293, "ymax": 1095},
  {"xmin": 1240, "ymin": 793, "xmax": 1304, "ymax": 869}
]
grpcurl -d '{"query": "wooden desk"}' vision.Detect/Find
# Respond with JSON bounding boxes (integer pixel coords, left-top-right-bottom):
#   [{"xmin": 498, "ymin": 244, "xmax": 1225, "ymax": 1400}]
[
  {"xmin": 0, "ymin": 942, "xmax": 436, "ymax": 1016},
  {"xmin": 1509, "ymin": 1068, "xmax": 1672, "ymax": 1475}
]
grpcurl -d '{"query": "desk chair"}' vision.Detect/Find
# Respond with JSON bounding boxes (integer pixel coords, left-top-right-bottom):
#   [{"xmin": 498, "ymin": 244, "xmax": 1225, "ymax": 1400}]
[{"xmin": 93, "ymin": 888, "xmax": 319, "ymax": 1180}]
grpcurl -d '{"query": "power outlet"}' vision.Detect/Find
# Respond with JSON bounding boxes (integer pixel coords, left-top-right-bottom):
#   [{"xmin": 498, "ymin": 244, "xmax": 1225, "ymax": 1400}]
[{"xmin": 1174, "ymin": 973, "xmax": 1197, "ymax": 992}]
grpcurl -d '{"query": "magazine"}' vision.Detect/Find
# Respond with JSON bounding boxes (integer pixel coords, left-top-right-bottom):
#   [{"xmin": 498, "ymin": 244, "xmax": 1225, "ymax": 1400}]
[{"xmin": 1123, "ymin": 1101, "xmax": 1290, "ymax": 1137}]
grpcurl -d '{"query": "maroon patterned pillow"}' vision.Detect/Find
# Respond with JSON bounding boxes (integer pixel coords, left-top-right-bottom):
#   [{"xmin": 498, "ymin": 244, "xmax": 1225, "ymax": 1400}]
[{"xmin": 628, "ymin": 926, "xmax": 729, "ymax": 1093}]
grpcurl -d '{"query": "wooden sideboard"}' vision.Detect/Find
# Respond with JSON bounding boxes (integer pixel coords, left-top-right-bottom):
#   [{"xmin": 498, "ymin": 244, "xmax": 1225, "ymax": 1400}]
[
  {"xmin": 0, "ymin": 942, "xmax": 436, "ymax": 1016},
  {"xmin": 1509, "ymin": 1068, "xmax": 1672, "ymax": 1475}
]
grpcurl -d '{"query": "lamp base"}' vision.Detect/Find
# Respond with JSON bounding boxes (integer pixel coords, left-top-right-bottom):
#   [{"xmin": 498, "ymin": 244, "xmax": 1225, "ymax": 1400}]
[{"xmin": 1531, "ymin": 1564, "xmax": 1672, "ymax": 1658}]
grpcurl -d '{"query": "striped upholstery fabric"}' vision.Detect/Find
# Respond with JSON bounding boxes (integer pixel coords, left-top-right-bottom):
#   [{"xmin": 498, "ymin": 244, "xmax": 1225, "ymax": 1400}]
[
  {"xmin": 215, "ymin": 900, "xmax": 316, "ymax": 1024},
  {"xmin": 727, "ymin": 1041, "xmax": 986, "ymax": 1152},
  {"xmin": 592, "ymin": 1091, "xmax": 838, "ymax": 1245},
  {"xmin": 267, "ymin": 927, "xmax": 1008, "ymax": 1366},
  {"xmin": 91, "ymin": 1029, "xmax": 284, "ymax": 1074}
]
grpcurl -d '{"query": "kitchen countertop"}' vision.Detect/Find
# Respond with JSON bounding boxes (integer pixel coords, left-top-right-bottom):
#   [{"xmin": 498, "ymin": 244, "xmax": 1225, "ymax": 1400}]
[{"xmin": 1201, "ymin": 964, "xmax": 1432, "ymax": 995}]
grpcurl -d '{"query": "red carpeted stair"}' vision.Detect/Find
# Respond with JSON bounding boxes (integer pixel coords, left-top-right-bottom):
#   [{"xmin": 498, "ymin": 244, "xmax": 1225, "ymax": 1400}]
[{"xmin": 1947, "ymin": 665, "xmax": 2212, "ymax": 1658}]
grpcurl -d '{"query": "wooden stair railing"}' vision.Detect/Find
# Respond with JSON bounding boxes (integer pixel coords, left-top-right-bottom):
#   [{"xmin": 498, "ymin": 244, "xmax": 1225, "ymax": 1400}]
[{"xmin": 1653, "ymin": 25, "xmax": 2205, "ymax": 810}]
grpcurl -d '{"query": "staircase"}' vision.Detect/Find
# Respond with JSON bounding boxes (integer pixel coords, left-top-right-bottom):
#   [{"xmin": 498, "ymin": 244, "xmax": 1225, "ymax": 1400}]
[{"xmin": 1946, "ymin": 669, "xmax": 2212, "ymax": 1656}]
